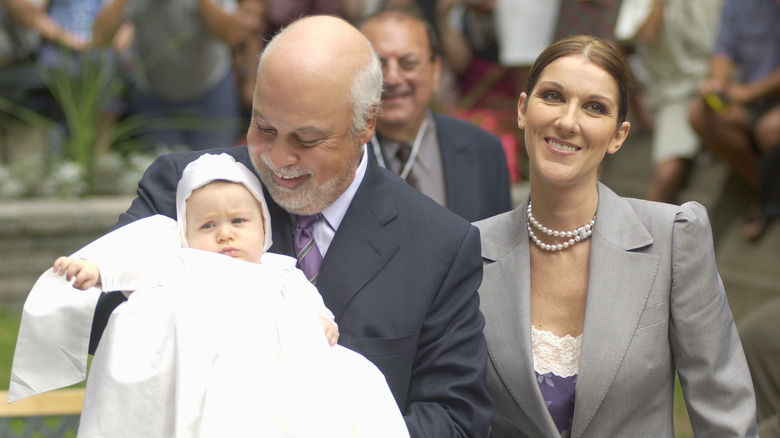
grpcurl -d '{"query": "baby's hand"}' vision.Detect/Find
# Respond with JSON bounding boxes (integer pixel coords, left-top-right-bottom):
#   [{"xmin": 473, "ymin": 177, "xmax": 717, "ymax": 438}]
[
  {"xmin": 319, "ymin": 317, "xmax": 339, "ymax": 347},
  {"xmin": 53, "ymin": 256, "xmax": 101, "ymax": 290}
]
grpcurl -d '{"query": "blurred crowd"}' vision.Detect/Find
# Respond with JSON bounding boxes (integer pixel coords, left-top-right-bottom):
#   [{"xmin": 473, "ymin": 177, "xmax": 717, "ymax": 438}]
[{"xmin": 1, "ymin": 0, "xmax": 778, "ymax": 230}]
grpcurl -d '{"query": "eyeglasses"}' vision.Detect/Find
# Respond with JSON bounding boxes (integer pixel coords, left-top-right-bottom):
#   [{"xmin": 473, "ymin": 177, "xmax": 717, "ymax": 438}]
[{"xmin": 380, "ymin": 56, "xmax": 433, "ymax": 75}]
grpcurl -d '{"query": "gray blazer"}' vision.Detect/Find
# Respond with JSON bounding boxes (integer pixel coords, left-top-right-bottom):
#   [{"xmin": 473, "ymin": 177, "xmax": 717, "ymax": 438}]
[{"xmin": 475, "ymin": 182, "xmax": 757, "ymax": 437}]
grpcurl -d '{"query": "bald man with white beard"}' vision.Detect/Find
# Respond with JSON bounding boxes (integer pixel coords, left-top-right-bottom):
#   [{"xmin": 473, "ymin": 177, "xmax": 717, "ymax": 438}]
[{"xmin": 89, "ymin": 15, "xmax": 492, "ymax": 438}]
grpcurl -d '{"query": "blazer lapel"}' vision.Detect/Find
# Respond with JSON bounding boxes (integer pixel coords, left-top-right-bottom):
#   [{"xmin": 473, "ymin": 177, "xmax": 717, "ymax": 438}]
[
  {"xmin": 316, "ymin": 161, "xmax": 400, "ymax": 319},
  {"xmin": 571, "ymin": 184, "xmax": 659, "ymax": 437},
  {"xmin": 480, "ymin": 204, "xmax": 561, "ymax": 437}
]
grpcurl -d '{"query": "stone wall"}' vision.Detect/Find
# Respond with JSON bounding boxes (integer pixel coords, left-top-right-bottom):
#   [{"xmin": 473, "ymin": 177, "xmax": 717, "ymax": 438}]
[{"xmin": 0, "ymin": 197, "xmax": 133, "ymax": 312}]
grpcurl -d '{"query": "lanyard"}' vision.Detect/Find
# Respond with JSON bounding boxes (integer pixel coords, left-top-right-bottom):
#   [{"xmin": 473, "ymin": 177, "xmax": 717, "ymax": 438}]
[{"xmin": 370, "ymin": 119, "xmax": 429, "ymax": 181}]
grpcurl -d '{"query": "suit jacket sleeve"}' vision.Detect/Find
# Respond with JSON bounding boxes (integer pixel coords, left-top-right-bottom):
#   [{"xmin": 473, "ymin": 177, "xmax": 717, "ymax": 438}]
[
  {"xmin": 403, "ymin": 224, "xmax": 493, "ymax": 437},
  {"xmin": 669, "ymin": 202, "xmax": 757, "ymax": 436}
]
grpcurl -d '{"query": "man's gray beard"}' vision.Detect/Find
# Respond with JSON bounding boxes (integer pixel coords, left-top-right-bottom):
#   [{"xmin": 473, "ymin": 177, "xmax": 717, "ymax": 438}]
[{"xmin": 250, "ymin": 151, "xmax": 360, "ymax": 216}]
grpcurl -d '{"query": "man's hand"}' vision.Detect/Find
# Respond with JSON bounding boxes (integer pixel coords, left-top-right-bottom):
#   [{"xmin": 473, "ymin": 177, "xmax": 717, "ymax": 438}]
[{"xmin": 53, "ymin": 256, "xmax": 101, "ymax": 290}]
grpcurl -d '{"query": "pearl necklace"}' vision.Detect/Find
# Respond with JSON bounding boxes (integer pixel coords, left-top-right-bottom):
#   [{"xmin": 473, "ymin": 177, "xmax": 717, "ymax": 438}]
[{"xmin": 526, "ymin": 201, "xmax": 595, "ymax": 252}]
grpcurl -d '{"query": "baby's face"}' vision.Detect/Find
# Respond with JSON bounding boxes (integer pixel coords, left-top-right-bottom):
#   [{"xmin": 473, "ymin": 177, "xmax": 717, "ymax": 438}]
[{"xmin": 185, "ymin": 182, "xmax": 266, "ymax": 263}]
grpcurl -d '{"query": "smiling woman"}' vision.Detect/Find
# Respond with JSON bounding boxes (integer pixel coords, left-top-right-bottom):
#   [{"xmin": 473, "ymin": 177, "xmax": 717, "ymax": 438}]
[
  {"xmin": 518, "ymin": 54, "xmax": 630, "ymax": 189},
  {"xmin": 474, "ymin": 34, "xmax": 757, "ymax": 437}
]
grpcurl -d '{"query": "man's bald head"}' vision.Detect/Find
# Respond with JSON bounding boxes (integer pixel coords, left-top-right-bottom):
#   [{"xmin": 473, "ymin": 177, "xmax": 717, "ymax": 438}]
[
  {"xmin": 247, "ymin": 15, "xmax": 383, "ymax": 215},
  {"xmin": 258, "ymin": 15, "xmax": 383, "ymax": 137}
]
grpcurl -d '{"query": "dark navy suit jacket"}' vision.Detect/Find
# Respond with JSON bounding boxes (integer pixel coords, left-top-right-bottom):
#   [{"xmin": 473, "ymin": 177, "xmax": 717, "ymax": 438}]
[
  {"xmin": 98, "ymin": 145, "xmax": 492, "ymax": 437},
  {"xmin": 434, "ymin": 113, "xmax": 512, "ymax": 222}
]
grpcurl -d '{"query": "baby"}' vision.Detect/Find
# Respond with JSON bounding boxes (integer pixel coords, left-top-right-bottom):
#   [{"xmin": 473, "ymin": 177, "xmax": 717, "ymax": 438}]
[{"xmin": 53, "ymin": 153, "xmax": 338, "ymax": 345}]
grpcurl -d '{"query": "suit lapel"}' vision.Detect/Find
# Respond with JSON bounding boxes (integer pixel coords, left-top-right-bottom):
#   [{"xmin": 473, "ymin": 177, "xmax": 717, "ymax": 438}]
[
  {"xmin": 259, "ymin": 149, "xmax": 399, "ymax": 319},
  {"xmin": 316, "ymin": 161, "xmax": 400, "ymax": 319},
  {"xmin": 571, "ymin": 184, "xmax": 659, "ymax": 437},
  {"xmin": 480, "ymin": 205, "xmax": 561, "ymax": 437}
]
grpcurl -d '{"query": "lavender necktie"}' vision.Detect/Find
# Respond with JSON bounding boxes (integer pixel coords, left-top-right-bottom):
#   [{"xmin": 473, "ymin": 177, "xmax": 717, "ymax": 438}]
[{"xmin": 294, "ymin": 214, "xmax": 323, "ymax": 284}]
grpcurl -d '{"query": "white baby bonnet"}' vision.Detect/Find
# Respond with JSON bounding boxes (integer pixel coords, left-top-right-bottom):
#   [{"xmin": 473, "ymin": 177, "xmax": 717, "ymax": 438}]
[{"xmin": 175, "ymin": 153, "xmax": 272, "ymax": 252}]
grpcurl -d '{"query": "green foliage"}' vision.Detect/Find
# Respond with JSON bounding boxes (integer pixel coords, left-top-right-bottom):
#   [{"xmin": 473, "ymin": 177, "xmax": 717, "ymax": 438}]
[
  {"xmin": 0, "ymin": 307, "xmax": 21, "ymax": 391},
  {"xmin": 674, "ymin": 373, "xmax": 693, "ymax": 437},
  {"xmin": 0, "ymin": 47, "xmax": 160, "ymax": 197},
  {"xmin": 41, "ymin": 51, "xmax": 116, "ymax": 180},
  {"xmin": 8, "ymin": 418, "xmax": 25, "ymax": 434},
  {"xmin": 1, "ymin": 45, "xmax": 243, "ymax": 199}
]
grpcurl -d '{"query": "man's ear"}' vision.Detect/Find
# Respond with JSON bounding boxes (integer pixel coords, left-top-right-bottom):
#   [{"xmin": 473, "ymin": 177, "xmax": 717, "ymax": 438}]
[
  {"xmin": 357, "ymin": 106, "xmax": 378, "ymax": 146},
  {"xmin": 431, "ymin": 55, "xmax": 442, "ymax": 92}
]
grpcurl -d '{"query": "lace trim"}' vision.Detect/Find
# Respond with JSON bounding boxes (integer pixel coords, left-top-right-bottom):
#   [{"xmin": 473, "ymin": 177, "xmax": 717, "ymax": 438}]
[{"xmin": 532, "ymin": 325, "xmax": 582, "ymax": 377}]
